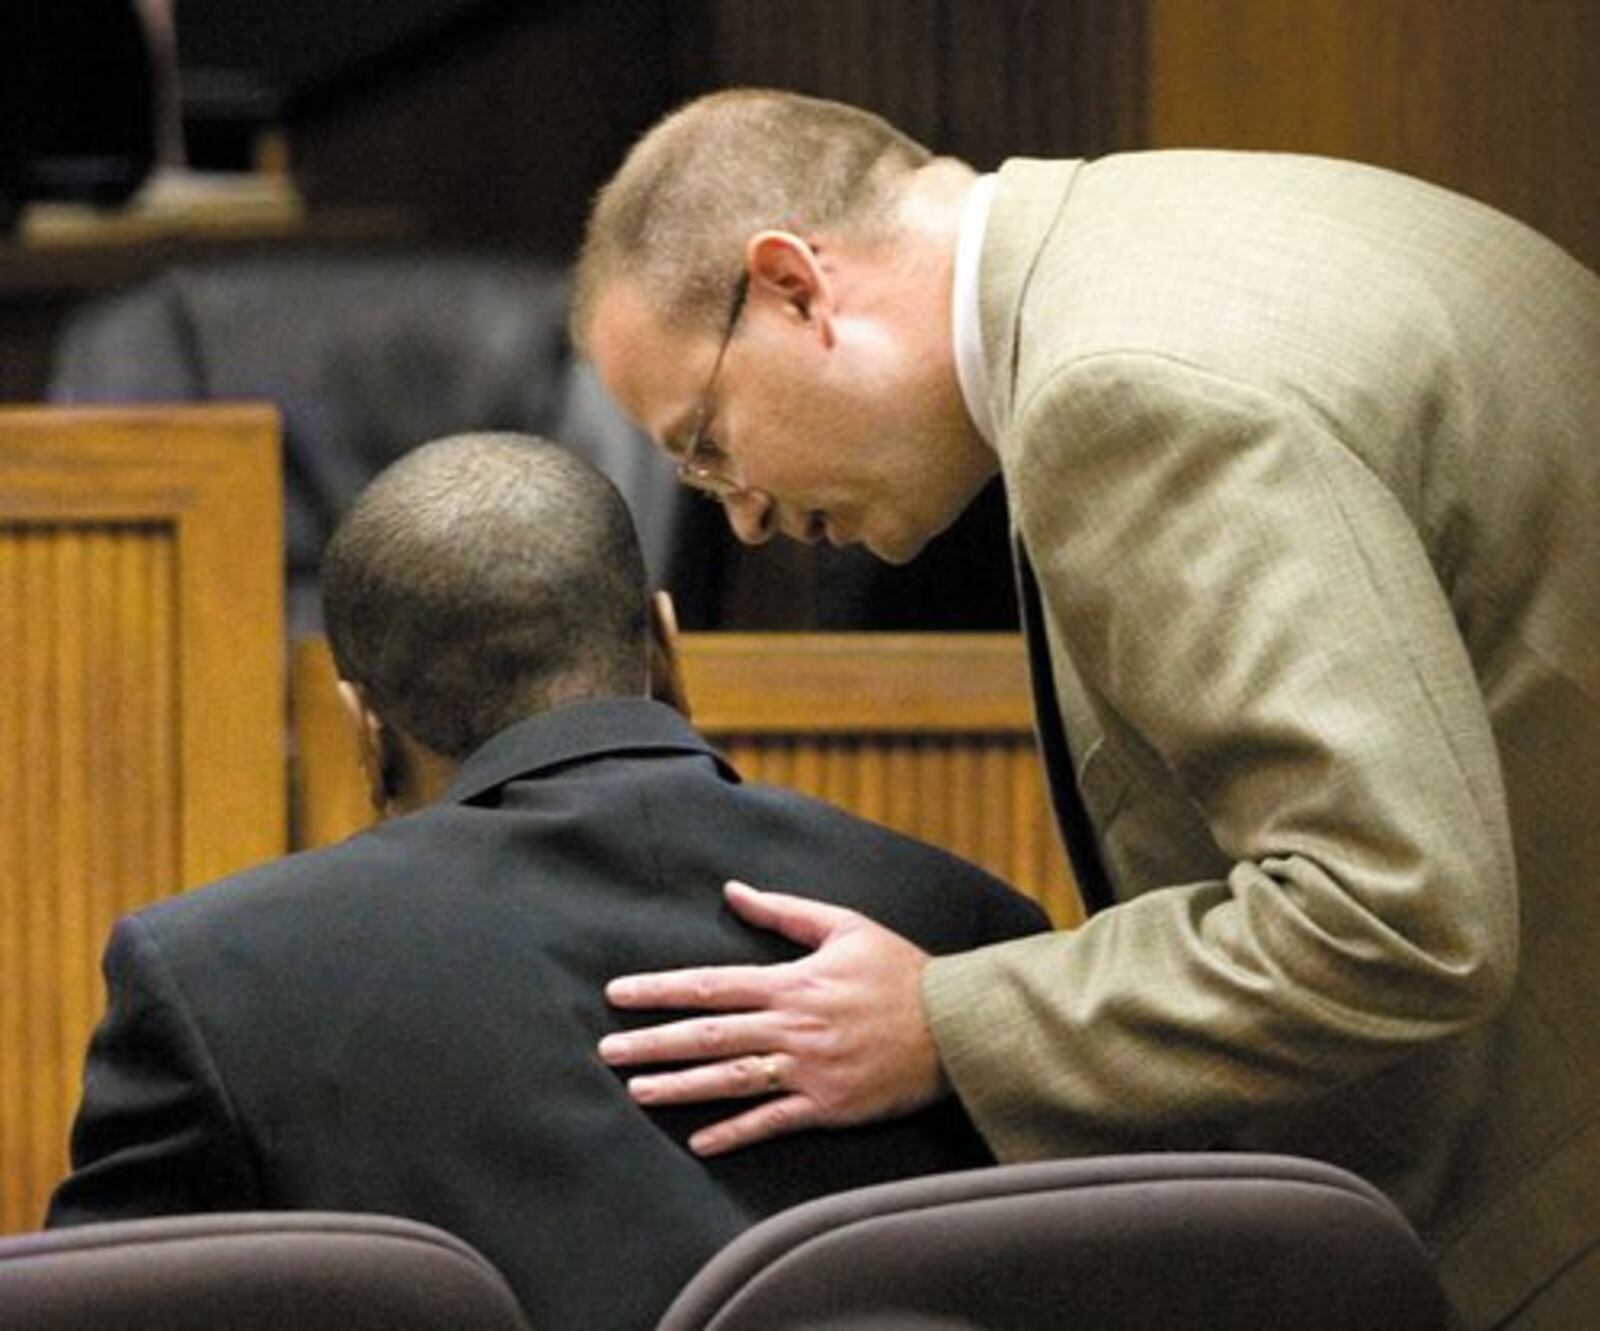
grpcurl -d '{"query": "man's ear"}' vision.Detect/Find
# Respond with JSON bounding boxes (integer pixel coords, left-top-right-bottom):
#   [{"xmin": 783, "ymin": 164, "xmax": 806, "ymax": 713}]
[
  {"xmin": 647, "ymin": 590, "xmax": 691, "ymax": 719},
  {"xmin": 336, "ymin": 679, "xmax": 392, "ymax": 815},
  {"xmin": 746, "ymin": 230, "xmax": 835, "ymax": 343}
]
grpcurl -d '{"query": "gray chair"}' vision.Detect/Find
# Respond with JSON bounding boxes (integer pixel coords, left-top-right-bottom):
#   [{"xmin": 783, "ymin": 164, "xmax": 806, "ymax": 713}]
[
  {"xmin": 2, "ymin": 1157, "xmax": 1446, "ymax": 1328},
  {"xmin": 0, "ymin": 1210, "xmax": 531, "ymax": 1330},
  {"xmin": 655, "ymin": 1153, "xmax": 1449, "ymax": 1330}
]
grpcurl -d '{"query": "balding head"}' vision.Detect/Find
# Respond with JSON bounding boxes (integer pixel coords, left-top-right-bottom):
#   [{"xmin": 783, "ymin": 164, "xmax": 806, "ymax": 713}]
[{"xmin": 571, "ymin": 87, "xmax": 935, "ymax": 350}]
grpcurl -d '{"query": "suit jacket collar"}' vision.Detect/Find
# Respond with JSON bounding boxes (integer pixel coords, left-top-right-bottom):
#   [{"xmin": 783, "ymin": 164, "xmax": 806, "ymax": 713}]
[
  {"xmin": 444, "ymin": 699, "xmax": 739, "ymax": 806},
  {"xmin": 979, "ymin": 157, "xmax": 1084, "ymax": 451}
]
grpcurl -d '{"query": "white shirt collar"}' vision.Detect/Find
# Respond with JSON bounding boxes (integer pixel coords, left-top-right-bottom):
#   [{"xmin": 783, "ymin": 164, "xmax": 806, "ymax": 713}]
[{"xmin": 951, "ymin": 173, "xmax": 999, "ymax": 450}]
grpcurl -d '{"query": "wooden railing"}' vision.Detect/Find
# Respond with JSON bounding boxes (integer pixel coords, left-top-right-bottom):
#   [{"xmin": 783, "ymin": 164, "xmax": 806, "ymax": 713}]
[{"xmin": 0, "ymin": 405, "xmax": 285, "ymax": 1234}]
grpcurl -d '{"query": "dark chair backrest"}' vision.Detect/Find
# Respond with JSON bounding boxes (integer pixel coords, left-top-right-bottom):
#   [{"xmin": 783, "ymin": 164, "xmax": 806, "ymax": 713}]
[
  {"xmin": 0, "ymin": 1211, "xmax": 532, "ymax": 1331},
  {"xmin": 655, "ymin": 1152, "xmax": 1449, "ymax": 1330}
]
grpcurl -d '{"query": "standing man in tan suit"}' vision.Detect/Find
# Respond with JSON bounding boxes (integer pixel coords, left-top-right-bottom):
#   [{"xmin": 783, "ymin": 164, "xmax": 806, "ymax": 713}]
[{"xmin": 571, "ymin": 89, "xmax": 1600, "ymax": 1329}]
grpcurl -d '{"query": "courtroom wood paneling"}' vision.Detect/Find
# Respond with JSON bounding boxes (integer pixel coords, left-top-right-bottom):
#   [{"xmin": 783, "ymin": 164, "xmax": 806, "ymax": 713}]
[
  {"xmin": 1144, "ymin": 0, "xmax": 1600, "ymax": 272},
  {"xmin": 291, "ymin": 632, "xmax": 1081, "ymax": 928},
  {"xmin": 684, "ymin": 635, "xmax": 1077, "ymax": 926},
  {"xmin": 673, "ymin": 0, "xmax": 1146, "ymax": 164},
  {"xmin": 0, "ymin": 405, "xmax": 285, "ymax": 1233},
  {"xmin": 678, "ymin": 633, "xmax": 1035, "ymax": 733}
]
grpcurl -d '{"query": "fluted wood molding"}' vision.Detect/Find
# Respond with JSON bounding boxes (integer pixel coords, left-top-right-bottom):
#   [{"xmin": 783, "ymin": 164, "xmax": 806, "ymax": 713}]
[{"xmin": 0, "ymin": 405, "xmax": 284, "ymax": 1234}]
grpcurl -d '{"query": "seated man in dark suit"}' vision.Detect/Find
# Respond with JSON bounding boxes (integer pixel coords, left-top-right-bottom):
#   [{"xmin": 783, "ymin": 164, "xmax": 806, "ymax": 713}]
[{"xmin": 48, "ymin": 433, "xmax": 1048, "ymax": 1329}]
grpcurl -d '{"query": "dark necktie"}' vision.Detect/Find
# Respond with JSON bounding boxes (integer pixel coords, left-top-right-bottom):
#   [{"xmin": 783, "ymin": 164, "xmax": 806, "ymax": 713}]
[{"xmin": 1015, "ymin": 544, "xmax": 1115, "ymax": 915}]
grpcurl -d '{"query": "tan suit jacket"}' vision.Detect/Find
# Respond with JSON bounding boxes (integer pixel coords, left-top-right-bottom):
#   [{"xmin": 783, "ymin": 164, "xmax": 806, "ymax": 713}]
[{"xmin": 923, "ymin": 153, "xmax": 1600, "ymax": 1329}]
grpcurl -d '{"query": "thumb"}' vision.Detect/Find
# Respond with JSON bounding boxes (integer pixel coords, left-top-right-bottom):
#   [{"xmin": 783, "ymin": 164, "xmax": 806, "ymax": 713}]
[{"xmin": 723, "ymin": 880, "xmax": 859, "ymax": 951}]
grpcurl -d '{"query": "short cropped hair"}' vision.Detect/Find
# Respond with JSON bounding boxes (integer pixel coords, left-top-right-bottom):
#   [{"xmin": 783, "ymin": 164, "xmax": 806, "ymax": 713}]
[
  {"xmin": 571, "ymin": 88, "xmax": 933, "ymax": 347},
  {"xmin": 321, "ymin": 433, "xmax": 648, "ymax": 758}
]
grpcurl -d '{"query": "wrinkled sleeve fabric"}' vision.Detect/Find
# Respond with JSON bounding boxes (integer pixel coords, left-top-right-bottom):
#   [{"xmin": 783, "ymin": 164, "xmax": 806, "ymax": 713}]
[
  {"xmin": 924, "ymin": 355, "xmax": 1517, "ymax": 1161},
  {"xmin": 46, "ymin": 915, "xmax": 259, "ymax": 1226}
]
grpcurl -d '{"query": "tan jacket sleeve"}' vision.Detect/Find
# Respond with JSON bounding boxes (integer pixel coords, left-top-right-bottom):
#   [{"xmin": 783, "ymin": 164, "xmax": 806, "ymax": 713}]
[{"xmin": 925, "ymin": 355, "xmax": 1517, "ymax": 1161}]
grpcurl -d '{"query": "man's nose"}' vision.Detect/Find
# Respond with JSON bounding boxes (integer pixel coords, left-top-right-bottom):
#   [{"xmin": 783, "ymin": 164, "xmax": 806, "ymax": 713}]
[{"xmin": 724, "ymin": 489, "xmax": 777, "ymax": 545}]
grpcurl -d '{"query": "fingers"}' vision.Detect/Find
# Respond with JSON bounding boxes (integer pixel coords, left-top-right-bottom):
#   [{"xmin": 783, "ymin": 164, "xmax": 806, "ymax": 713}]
[
  {"xmin": 598, "ymin": 1011, "xmax": 776, "ymax": 1068},
  {"xmin": 605, "ymin": 881, "xmax": 859, "ymax": 1011},
  {"xmin": 604, "ymin": 1047, "xmax": 823, "ymax": 1154},
  {"xmin": 597, "ymin": 881, "xmax": 940, "ymax": 1157},
  {"xmin": 625, "ymin": 1050, "xmax": 790, "ymax": 1107},
  {"xmin": 687, "ymin": 1095, "xmax": 818, "ymax": 1157},
  {"xmin": 605, "ymin": 962, "xmax": 789, "ymax": 1012},
  {"xmin": 722, "ymin": 880, "xmax": 860, "ymax": 950}
]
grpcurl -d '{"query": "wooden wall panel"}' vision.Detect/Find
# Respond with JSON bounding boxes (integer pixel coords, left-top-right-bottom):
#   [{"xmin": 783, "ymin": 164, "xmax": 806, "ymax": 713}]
[
  {"xmin": 683, "ymin": 634, "xmax": 1077, "ymax": 926},
  {"xmin": 0, "ymin": 405, "xmax": 284, "ymax": 1233},
  {"xmin": 0, "ymin": 523, "xmax": 179, "ymax": 1232},
  {"xmin": 291, "ymin": 633, "xmax": 1081, "ymax": 928},
  {"xmin": 717, "ymin": 733, "xmax": 1073, "ymax": 924},
  {"xmin": 1144, "ymin": 0, "xmax": 1600, "ymax": 271},
  {"xmin": 675, "ymin": 0, "xmax": 1145, "ymax": 164}
]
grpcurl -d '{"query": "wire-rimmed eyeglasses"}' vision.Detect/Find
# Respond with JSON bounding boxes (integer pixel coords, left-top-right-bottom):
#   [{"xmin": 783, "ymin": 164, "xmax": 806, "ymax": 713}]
[{"xmin": 673, "ymin": 273, "xmax": 751, "ymax": 499}]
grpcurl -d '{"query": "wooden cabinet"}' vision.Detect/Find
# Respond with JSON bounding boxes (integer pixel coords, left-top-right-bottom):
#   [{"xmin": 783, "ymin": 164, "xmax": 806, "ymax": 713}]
[{"xmin": 0, "ymin": 405, "xmax": 284, "ymax": 1232}]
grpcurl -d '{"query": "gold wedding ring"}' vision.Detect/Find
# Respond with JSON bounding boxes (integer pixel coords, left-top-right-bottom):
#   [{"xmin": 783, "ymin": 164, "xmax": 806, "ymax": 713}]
[{"xmin": 759, "ymin": 1054, "xmax": 782, "ymax": 1092}]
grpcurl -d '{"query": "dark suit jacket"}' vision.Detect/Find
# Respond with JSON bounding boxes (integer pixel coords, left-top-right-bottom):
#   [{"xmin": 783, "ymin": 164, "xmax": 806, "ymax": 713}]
[{"xmin": 49, "ymin": 699, "xmax": 1048, "ymax": 1329}]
